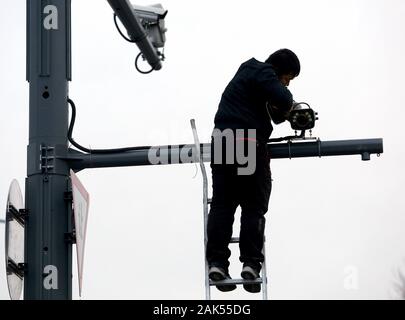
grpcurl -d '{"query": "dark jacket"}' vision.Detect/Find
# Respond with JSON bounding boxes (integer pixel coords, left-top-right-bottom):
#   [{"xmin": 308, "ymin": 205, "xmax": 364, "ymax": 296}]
[{"xmin": 213, "ymin": 58, "xmax": 293, "ymax": 143}]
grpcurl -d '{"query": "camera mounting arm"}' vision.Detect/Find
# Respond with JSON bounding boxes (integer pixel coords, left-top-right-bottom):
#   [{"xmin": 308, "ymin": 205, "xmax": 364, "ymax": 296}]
[{"xmin": 107, "ymin": 0, "xmax": 163, "ymax": 71}]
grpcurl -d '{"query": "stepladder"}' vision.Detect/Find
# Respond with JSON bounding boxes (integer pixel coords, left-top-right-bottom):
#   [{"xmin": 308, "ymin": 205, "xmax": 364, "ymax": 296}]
[{"xmin": 190, "ymin": 119, "xmax": 269, "ymax": 300}]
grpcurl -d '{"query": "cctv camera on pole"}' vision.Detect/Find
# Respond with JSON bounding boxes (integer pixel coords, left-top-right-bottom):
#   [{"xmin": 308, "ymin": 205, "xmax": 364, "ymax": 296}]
[{"xmin": 107, "ymin": 0, "xmax": 167, "ymax": 73}]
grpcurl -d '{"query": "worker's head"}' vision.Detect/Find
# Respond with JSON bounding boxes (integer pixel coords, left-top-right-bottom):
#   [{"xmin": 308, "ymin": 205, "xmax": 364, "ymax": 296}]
[{"xmin": 266, "ymin": 49, "xmax": 300, "ymax": 86}]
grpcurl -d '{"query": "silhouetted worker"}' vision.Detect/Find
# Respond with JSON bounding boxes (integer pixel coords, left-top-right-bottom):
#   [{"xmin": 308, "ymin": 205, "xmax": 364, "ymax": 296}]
[{"xmin": 207, "ymin": 49, "xmax": 300, "ymax": 293}]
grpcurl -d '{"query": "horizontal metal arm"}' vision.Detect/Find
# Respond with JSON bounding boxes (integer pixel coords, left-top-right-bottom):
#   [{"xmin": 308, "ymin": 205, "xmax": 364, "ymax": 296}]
[
  {"xmin": 269, "ymin": 138, "xmax": 383, "ymax": 160},
  {"xmin": 65, "ymin": 138, "xmax": 383, "ymax": 172}
]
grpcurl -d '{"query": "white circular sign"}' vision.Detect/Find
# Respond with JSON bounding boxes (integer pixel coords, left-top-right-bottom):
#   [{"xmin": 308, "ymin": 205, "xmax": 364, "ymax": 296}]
[{"xmin": 5, "ymin": 179, "xmax": 24, "ymax": 300}]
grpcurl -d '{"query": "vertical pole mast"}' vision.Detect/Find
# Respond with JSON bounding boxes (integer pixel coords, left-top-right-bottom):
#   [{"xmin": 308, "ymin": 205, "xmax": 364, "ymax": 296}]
[{"xmin": 25, "ymin": 0, "xmax": 72, "ymax": 299}]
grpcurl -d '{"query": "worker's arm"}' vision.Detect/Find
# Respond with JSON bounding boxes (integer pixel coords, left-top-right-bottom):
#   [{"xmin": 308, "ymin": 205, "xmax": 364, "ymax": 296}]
[{"xmin": 256, "ymin": 68, "xmax": 294, "ymax": 124}]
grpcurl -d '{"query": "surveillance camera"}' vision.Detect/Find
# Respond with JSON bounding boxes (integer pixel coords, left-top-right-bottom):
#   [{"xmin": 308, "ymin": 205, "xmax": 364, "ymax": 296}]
[
  {"xmin": 288, "ymin": 109, "xmax": 318, "ymax": 131},
  {"xmin": 107, "ymin": 0, "xmax": 164, "ymax": 71},
  {"xmin": 133, "ymin": 4, "xmax": 168, "ymax": 49}
]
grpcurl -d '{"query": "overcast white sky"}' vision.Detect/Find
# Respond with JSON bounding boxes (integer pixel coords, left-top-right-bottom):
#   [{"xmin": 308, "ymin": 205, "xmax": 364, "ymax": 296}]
[{"xmin": 1, "ymin": 0, "xmax": 405, "ymax": 300}]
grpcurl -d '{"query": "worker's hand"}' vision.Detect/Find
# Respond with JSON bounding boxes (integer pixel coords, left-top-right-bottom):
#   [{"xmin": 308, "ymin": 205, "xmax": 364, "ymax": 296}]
[
  {"xmin": 269, "ymin": 104, "xmax": 292, "ymax": 124},
  {"xmin": 292, "ymin": 101, "xmax": 302, "ymax": 110},
  {"xmin": 272, "ymin": 104, "xmax": 293, "ymax": 118}
]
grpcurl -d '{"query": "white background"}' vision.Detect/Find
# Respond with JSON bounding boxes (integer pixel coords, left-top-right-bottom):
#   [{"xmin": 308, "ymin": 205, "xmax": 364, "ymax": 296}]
[{"xmin": 1, "ymin": 0, "xmax": 405, "ymax": 300}]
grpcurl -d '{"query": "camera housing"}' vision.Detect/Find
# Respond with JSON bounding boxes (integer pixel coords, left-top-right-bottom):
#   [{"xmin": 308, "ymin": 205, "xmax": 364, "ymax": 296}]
[
  {"xmin": 133, "ymin": 4, "xmax": 168, "ymax": 49},
  {"xmin": 289, "ymin": 108, "xmax": 317, "ymax": 131}
]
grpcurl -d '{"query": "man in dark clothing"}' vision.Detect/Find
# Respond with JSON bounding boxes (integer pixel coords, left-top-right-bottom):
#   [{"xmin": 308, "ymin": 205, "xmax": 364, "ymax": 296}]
[{"xmin": 207, "ymin": 49, "xmax": 300, "ymax": 293}]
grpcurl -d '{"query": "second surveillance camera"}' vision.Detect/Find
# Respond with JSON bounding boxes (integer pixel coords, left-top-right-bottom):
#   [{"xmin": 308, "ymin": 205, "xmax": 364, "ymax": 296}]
[{"xmin": 133, "ymin": 4, "xmax": 168, "ymax": 49}]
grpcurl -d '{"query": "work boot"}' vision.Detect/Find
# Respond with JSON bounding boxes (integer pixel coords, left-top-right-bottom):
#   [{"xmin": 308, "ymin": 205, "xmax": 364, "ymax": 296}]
[
  {"xmin": 208, "ymin": 266, "xmax": 237, "ymax": 292},
  {"xmin": 241, "ymin": 263, "xmax": 261, "ymax": 293}
]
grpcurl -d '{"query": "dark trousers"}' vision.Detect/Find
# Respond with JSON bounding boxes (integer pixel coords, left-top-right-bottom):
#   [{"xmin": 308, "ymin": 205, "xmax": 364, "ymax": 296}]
[{"xmin": 206, "ymin": 138, "xmax": 272, "ymax": 272}]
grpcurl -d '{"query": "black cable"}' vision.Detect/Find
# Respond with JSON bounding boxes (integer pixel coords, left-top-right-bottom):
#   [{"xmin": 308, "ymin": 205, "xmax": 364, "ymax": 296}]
[
  {"xmin": 113, "ymin": 13, "xmax": 135, "ymax": 43},
  {"xmin": 268, "ymin": 136, "xmax": 296, "ymax": 143},
  {"xmin": 113, "ymin": 14, "xmax": 161, "ymax": 75},
  {"xmin": 67, "ymin": 98, "xmax": 151, "ymax": 154},
  {"xmin": 135, "ymin": 52, "xmax": 155, "ymax": 74},
  {"xmin": 268, "ymin": 131, "xmax": 305, "ymax": 143}
]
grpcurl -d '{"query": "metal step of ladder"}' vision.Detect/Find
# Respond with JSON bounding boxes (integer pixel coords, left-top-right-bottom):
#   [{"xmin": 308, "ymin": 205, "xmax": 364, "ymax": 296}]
[{"xmin": 191, "ymin": 119, "xmax": 268, "ymax": 300}]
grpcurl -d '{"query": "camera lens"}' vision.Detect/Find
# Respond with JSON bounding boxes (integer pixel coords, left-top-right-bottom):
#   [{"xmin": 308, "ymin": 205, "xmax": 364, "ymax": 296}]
[
  {"xmin": 296, "ymin": 114, "xmax": 309, "ymax": 127},
  {"xmin": 289, "ymin": 109, "xmax": 316, "ymax": 130}
]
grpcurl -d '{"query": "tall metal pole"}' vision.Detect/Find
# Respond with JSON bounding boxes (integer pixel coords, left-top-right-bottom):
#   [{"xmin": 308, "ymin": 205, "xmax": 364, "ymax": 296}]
[{"xmin": 25, "ymin": 0, "xmax": 72, "ymax": 299}]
